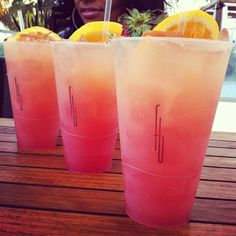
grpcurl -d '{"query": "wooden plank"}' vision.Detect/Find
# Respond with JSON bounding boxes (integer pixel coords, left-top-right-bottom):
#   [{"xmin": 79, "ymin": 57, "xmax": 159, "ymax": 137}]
[
  {"xmin": 0, "ymin": 165, "xmax": 124, "ymax": 191},
  {"xmin": 0, "ymin": 151, "xmax": 235, "ymax": 173},
  {"xmin": 0, "ymin": 126, "xmax": 15, "ymax": 134},
  {"xmin": 0, "ymin": 160, "xmax": 236, "ymax": 182},
  {"xmin": 1, "ymin": 133, "xmax": 236, "ymax": 151},
  {"xmin": 0, "ymin": 183, "xmax": 235, "ymax": 224},
  {"xmin": 0, "ymin": 141, "xmax": 64, "ymax": 156},
  {"xmin": 0, "ymin": 153, "xmax": 66, "ymax": 169},
  {"xmin": 0, "ymin": 136, "xmax": 118, "ymax": 155},
  {"xmin": 1, "ymin": 131, "xmax": 236, "ymax": 149},
  {"xmin": 0, "ymin": 142, "xmax": 120, "ymax": 159},
  {"xmin": 0, "ymin": 132, "xmax": 17, "ymax": 142},
  {"xmin": 0, "ymin": 166, "xmax": 235, "ymax": 200},
  {"xmin": 0, "ymin": 125, "xmax": 236, "ymax": 141},
  {"xmin": 1, "ymin": 141, "xmax": 236, "ymax": 160},
  {"xmin": 210, "ymin": 131, "xmax": 236, "ymax": 141},
  {"xmin": 0, "ymin": 118, "xmax": 14, "ymax": 127},
  {"xmin": 197, "ymin": 180, "xmax": 236, "ymax": 200},
  {"xmin": 204, "ymin": 156, "xmax": 236, "ymax": 168},
  {"xmin": 0, "ymin": 183, "xmax": 125, "ymax": 215},
  {"xmin": 1, "ymin": 127, "xmax": 235, "ymax": 140},
  {"xmin": 0, "ymin": 207, "xmax": 236, "ymax": 236},
  {"xmin": 1, "ymin": 121, "xmax": 235, "ymax": 139},
  {"xmin": 1, "ymin": 131, "xmax": 235, "ymax": 155},
  {"xmin": 201, "ymin": 167, "xmax": 236, "ymax": 182},
  {"xmin": 191, "ymin": 198, "xmax": 236, "ymax": 224},
  {"xmin": 0, "ymin": 155, "xmax": 122, "ymax": 173},
  {"xmin": 0, "ymin": 132, "xmax": 63, "ymax": 145},
  {"xmin": 208, "ymin": 140, "xmax": 236, "ymax": 148},
  {"xmin": 206, "ymin": 147, "xmax": 236, "ymax": 157},
  {"xmin": 0, "ymin": 134, "xmax": 63, "ymax": 147}
]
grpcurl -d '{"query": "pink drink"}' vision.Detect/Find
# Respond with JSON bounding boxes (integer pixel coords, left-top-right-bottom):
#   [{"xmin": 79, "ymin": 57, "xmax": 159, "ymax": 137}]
[
  {"xmin": 52, "ymin": 42, "xmax": 117, "ymax": 173},
  {"xmin": 3, "ymin": 42, "xmax": 59, "ymax": 149},
  {"xmin": 112, "ymin": 37, "xmax": 231, "ymax": 227}
]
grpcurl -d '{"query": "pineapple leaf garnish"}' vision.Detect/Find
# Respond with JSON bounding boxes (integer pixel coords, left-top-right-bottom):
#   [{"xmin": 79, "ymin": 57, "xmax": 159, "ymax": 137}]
[{"xmin": 118, "ymin": 8, "xmax": 167, "ymax": 37}]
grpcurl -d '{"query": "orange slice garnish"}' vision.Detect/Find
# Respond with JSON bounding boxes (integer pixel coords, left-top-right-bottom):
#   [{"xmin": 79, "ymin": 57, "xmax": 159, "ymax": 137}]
[
  {"xmin": 7, "ymin": 26, "xmax": 61, "ymax": 42},
  {"xmin": 69, "ymin": 21, "xmax": 122, "ymax": 42},
  {"xmin": 153, "ymin": 10, "xmax": 219, "ymax": 40}
]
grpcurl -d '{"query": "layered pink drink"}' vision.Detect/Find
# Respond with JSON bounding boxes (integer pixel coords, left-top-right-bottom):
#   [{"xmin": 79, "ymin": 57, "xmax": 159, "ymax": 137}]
[
  {"xmin": 52, "ymin": 42, "xmax": 117, "ymax": 173},
  {"xmin": 112, "ymin": 37, "xmax": 231, "ymax": 227},
  {"xmin": 4, "ymin": 41, "xmax": 59, "ymax": 149}
]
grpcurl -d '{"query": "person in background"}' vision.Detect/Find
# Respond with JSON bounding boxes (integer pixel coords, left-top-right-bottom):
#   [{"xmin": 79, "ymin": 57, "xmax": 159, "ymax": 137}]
[
  {"xmin": 0, "ymin": 58, "xmax": 13, "ymax": 118},
  {"xmin": 52, "ymin": 0, "xmax": 166, "ymax": 38}
]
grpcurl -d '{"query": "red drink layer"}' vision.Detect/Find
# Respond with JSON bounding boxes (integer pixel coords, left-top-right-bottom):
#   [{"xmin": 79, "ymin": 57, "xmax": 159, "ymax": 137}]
[
  {"xmin": 52, "ymin": 42, "xmax": 117, "ymax": 173},
  {"xmin": 112, "ymin": 37, "xmax": 231, "ymax": 227},
  {"xmin": 3, "ymin": 42, "xmax": 59, "ymax": 150}
]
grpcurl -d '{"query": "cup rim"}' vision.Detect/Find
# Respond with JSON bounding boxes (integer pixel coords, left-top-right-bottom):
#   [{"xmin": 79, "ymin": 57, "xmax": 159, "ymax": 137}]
[{"xmin": 111, "ymin": 36, "xmax": 231, "ymax": 47}]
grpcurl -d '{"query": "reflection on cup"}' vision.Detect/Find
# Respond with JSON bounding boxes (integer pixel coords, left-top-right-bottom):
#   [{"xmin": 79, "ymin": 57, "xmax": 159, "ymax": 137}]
[
  {"xmin": 52, "ymin": 41, "xmax": 118, "ymax": 173},
  {"xmin": 3, "ymin": 41, "xmax": 59, "ymax": 150},
  {"xmin": 112, "ymin": 37, "xmax": 231, "ymax": 227}
]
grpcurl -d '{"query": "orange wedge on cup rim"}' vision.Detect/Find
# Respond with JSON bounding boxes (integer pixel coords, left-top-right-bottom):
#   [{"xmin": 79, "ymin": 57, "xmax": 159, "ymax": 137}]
[
  {"xmin": 69, "ymin": 21, "xmax": 122, "ymax": 42},
  {"xmin": 7, "ymin": 26, "xmax": 61, "ymax": 42},
  {"xmin": 150, "ymin": 10, "xmax": 220, "ymax": 40}
]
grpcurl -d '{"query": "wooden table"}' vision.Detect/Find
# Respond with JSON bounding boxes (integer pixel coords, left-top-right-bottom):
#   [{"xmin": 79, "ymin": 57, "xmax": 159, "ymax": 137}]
[{"xmin": 0, "ymin": 118, "xmax": 236, "ymax": 235}]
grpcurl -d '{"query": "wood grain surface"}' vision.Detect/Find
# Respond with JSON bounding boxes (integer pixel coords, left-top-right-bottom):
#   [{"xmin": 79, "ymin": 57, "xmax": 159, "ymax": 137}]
[{"xmin": 0, "ymin": 118, "xmax": 235, "ymax": 235}]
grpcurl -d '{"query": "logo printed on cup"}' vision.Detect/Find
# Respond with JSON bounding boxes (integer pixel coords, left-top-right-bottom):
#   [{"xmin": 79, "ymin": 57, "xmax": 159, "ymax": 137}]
[
  {"xmin": 14, "ymin": 77, "xmax": 23, "ymax": 111},
  {"xmin": 68, "ymin": 86, "xmax": 78, "ymax": 127},
  {"xmin": 154, "ymin": 104, "xmax": 164, "ymax": 163}
]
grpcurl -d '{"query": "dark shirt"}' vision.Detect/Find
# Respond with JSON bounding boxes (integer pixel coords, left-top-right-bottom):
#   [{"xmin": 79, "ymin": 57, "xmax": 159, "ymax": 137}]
[{"xmin": 58, "ymin": 26, "xmax": 76, "ymax": 39}]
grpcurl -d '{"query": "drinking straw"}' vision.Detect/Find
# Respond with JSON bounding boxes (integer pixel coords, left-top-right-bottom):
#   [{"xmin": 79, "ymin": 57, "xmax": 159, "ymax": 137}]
[
  {"xmin": 176, "ymin": 0, "xmax": 185, "ymax": 36},
  {"xmin": 103, "ymin": 0, "xmax": 113, "ymax": 41},
  {"xmin": 104, "ymin": 0, "xmax": 112, "ymax": 22},
  {"xmin": 17, "ymin": 10, "xmax": 25, "ymax": 31}
]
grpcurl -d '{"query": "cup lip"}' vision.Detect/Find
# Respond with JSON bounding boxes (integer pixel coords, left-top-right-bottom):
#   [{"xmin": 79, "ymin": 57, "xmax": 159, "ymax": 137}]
[
  {"xmin": 111, "ymin": 36, "xmax": 232, "ymax": 47},
  {"xmin": 3, "ymin": 40, "xmax": 51, "ymax": 46},
  {"xmin": 3, "ymin": 40, "xmax": 111, "ymax": 50},
  {"xmin": 50, "ymin": 40, "xmax": 110, "ymax": 46},
  {"xmin": 4, "ymin": 37, "xmax": 231, "ymax": 50}
]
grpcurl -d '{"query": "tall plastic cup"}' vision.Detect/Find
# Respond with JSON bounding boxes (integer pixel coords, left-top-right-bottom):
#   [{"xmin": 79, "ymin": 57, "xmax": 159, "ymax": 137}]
[
  {"xmin": 3, "ymin": 41, "xmax": 59, "ymax": 150},
  {"xmin": 51, "ymin": 41, "xmax": 118, "ymax": 173},
  {"xmin": 111, "ymin": 37, "xmax": 231, "ymax": 227}
]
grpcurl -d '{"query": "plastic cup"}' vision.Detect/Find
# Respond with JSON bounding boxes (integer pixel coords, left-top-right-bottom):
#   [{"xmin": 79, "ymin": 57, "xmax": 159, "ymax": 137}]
[
  {"xmin": 51, "ymin": 41, "xmax": 118, "ymax": 173},
  {"xmin": 111, "ymin": 37, "xmax": 231, "ymax": 227},
  {"xmin": 3, "ymin": 41, "xmax": 59, "ymax": 150}
]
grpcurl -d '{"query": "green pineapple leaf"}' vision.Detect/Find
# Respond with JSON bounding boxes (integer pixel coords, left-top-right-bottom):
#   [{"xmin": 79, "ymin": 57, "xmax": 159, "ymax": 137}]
[{"xmin": 118, "ymin": 8, "xmax": 167, "ymax": 37}]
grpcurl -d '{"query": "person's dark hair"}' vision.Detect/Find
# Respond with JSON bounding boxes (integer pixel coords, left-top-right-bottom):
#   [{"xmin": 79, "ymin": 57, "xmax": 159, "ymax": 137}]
[
  {"xmin": 51, "ymin": 0, "xmax": 76, "ymax": 36},
  {"xmin": 52, "ymin": 0, "xmax": 166, "ymax": 39}
]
